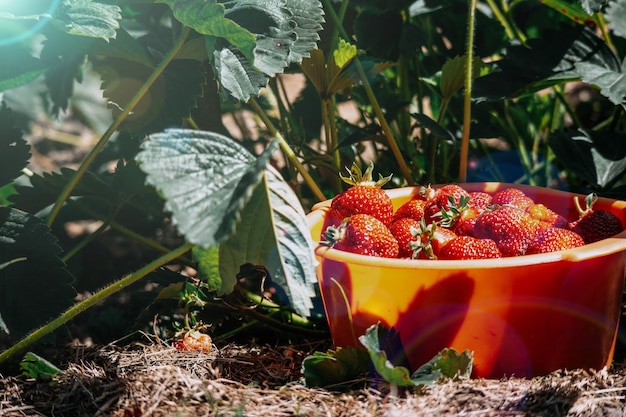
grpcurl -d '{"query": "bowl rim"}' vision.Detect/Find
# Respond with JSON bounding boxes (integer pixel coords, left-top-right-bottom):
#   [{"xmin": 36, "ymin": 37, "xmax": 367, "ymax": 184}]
[{"xmin": 307, "ymin": 182, "xmax": 626, "ymax": 269}]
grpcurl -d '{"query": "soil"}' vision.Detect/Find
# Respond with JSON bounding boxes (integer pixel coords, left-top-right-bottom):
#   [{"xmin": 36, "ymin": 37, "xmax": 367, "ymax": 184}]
[{"xmin": 2, "ymin": 338, "xmax": 626, "ymax": 416}]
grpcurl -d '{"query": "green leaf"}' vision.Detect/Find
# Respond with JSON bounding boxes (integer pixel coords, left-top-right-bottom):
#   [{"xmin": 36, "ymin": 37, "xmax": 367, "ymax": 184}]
[
  {"xmin": 410, "ymin": 113, "xmax": 456, "ymax": 143},
  {"xmin": 575, "ymin": 57, "xmax": 626, "ymax": 108},
  {"xmin": 39, "ymin": 33, "xmax": 89, "ymax": 115},
  {"xmin": 473, "ymin": 26, "xmax": 618, "ymax": 102},
  {"xmin": 411, "ymin": 348, "xmax": 474, "ymax": 385},
  {"xmin": 549, "ymin": 129, "xmax": 626, "ymax": 189},
  {"xmin": 0, "ymin": 207, "xmax": 76, "ymax": 338},
  {"xmin": 88, "ymin": 27, "xmax": 154, "ymax": 67},
  {"xmin": 0, "ymin": 47, "xmax": 47, "ymax": 92},
  {"xmin": 206, "ymin": 0, "xmax": 325, "ymax": 101},
  {"xmin": 136, "ymin": 129, "xmax": 269, "ymax": 248},
  {"xmin": 94, "ymin": 57, "xmax": 205, "ymax": 135},
  {"xmin": 158, "ymin": 0, "xmax": 256, "ymax": 64},
  {"xmin": 0, "ymin": 103, "xmax": 30, "ymax": 186},
  {"xmin": 57, "ymin": 0, "xmax": 121, "ymax": 41},
  {"xmin": 580, "ymin": 0, "xmax": 608, "ymax": 14},
  {"xmin": 209, "ymin": 43, "xmax": 270, "ymax": 102},
  {"xmin": 20, "ymin": 352, "xmax": 62, "ymax": 383},
  {"xmin": 219, "ymin": 164, "xmax": 318, "ymax": 316},
  {"xmin": 440, "ymin": 55, "xmax": 486, "ymax": 100},
  {"xmin": 193, "ymin": 245, "xmax": 223, "ymax": 293},
  {"xmin": 538, "ymin": 0, "xmax": 598, "ymax": 25},
  {"xmin": 606, "ymin": 0, "xmax": 626, "ymax": 39},
  {"xmin": 359, "ymin": 323, "xmax": 415, "ymax": 387},
  {"xmin": 156, "ymin": 281, "xmax": 208, "ymax": 306},
  {"xmin": 302, "ymin": 347, "xmax": 370, "ymax": 390},
  {"xmin": 333, "ymin": 39, "xmax": 357, "ymax": 70},
  {"xmin": 10, "ymin": 168, "xmax": 115, "ymax": 215}
]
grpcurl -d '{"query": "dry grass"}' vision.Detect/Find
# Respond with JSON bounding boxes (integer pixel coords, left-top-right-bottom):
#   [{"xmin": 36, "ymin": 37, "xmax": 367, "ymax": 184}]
[{"xmin": 1, "ymin": 337, "xmax": 626, "ymax": 417}]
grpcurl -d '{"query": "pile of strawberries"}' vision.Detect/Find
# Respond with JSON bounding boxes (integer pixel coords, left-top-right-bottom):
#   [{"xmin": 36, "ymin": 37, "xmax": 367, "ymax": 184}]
[{"xmin": 322, "ymin": 163, "xmax": 625, "ymax": 260}]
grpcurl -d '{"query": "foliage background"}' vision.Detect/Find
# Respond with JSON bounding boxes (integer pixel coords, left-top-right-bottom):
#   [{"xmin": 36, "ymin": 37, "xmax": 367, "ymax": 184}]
[{"xmin": 1, "ymin": 0, "xmax": 626, "ymax": 360}]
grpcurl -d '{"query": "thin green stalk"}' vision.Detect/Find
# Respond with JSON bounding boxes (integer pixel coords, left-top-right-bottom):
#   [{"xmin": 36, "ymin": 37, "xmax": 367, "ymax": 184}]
[
  {"xmin": 248, "ymin": 97, "xmax": 326, "ymax": 202},
  {"xmin": 0, "ymin": 243, "xmax": 194, "ymax": 365},
  {"xmin": 322, "ymin": 0, "xmax": 415, "ymax": 185},
  {"xmin": 61, "ymin": 216, "xmax": 111, "ymax": 263},
  {"xmin": 353, "ymin": 57, "xmax": 414, "ymax": 185},
  {"xmin": 322, "ymin": 97, "xmax": 342, "ymax": 193},
  {"xmin": 485, "ymin": 0, "xmax": 515, "ymax": 39},
  {"xmin": 459, "ymin": 0, "xmax": 477, "ymax": 182},
  {"xmin": 45, "ymin": 27, "xmax": 192, "ymax": 227}
]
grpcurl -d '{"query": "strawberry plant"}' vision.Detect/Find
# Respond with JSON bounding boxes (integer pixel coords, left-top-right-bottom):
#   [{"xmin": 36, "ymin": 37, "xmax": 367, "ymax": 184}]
[{"xmin": 1, "ymin": 0, "xmax": 626, "ymax": 370}]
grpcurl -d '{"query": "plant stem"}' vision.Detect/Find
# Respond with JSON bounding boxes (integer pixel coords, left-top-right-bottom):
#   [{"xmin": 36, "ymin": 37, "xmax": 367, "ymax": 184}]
[
  {"xmin": 322, "ymin": 97, "xmax": 342, "ymax": 193},
  {"xmin": 0, "ymin": 243, "xmax": 194, "ymax": 365},
  {"xmin": 459, "ymin": 0, "xmax": 477, "ymax": 182},
  {"xmin": 248, "ymin": 97, "xmax": 326, "ymax": 202},
  {"xmin": 45, "ymin": 26, "xmax": 192, "ymax": 227},
  {"xmin": 322, "ymin": 0, "xmax": 415, "ymax": 185},
  {"xmin": 353, "ymin": 57, "xmax": 414, "ymax": 185}
]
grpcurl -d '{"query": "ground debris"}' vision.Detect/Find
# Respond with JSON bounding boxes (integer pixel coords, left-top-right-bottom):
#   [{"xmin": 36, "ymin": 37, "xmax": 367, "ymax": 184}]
[{"xmin": 1, "ymin": 340, "xmax": 625, "ymax": 416}]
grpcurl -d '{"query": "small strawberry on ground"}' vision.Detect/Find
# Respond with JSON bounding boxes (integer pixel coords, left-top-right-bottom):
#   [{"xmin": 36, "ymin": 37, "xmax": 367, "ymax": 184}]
[
  {"xmin": 173, "ymin": 330, "xmax": 213, "ymax": 353},
  {"xmin": 323, "ymin": 213, "xmax": 399, "ymax": 258},
  {"xmin": 389, "ymin": 217, "xmax": 421, "ymax": 258},
  {"xmin": 326, "ymin": 162, "xmax": 394, "ymax": 227},
  {"xmin": 438, "ymin": 235, "xmax": 502, "ymax": 260},
  {"xmin": 473, "ymin": 205, "xmax": 539, "ymax": 256},
  {"xmin": 570, "ymin": 193, "xmax": 624, "ymax": 244},
  {"xmin": 526, "ymin": 227, "xmax": 585, "ymax": 254}
]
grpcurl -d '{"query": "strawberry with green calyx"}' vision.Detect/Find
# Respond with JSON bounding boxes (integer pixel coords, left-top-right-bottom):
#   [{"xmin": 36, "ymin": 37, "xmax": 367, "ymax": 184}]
[
  {"xmin": 409, "ymin": 218, "xmax": 457, "ymax": 259},
  {"xmin": 438, "ymin": 236, "xmax": 502, "ymax": 260},
  {"xmin": 422, "ymin": 184, "xmax": 471, "ymax": 224},
  {"xmin": 570, "ymin": 193, "xmax": 624, "ymax": 244},
  {"xmin": 322, "ymin": 214, "xmax": 399, "ymax": 258},
  {"xmin": 389, "ymin": 217, "xmax": 421, "ymax": 258},
  {"xmin": 473, "ymin": 205, "xmax": 540, "ymax": 257},
  {"xmin": 327, "ymin": 162, "xmax": 394, "ymax": 227},
  {"xmin": 525, "ymin": 227, "xmax": 585, "ymax": 254},
  {"xmin": 439, "ymin": 191, "xmax": 492, "ymax": 236}
]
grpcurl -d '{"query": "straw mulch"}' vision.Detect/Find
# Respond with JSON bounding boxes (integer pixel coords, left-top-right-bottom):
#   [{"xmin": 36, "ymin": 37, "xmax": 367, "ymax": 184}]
[{"xmin": 1, "ymin": 337, "xmax": 626, "ymax": 417}]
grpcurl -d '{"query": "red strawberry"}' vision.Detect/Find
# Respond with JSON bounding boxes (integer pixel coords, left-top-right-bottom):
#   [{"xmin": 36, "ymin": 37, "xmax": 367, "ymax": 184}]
[
  {"xmin": 526, "ymin": 203, "xmax": 569, "ymax": 229},
  {"xmin": 173, "ymin": 330, "xmax": 213, "ymax": 353},
  {"xmin": 327, "ymin": 162, "xmax": 394, "ymax": 227},
  {"xmin": 468, "ymin": 191, "xmax": 492, "ymax": 210},
  {"xmin": 440, "ymin": 194, "xmax": 488, "ymax": 236},
  {"xmin": 491, "ymin": 188, "xmax": 533, "ymax": 210},
  {"xmin": 473, "ymin": 205, "xmax": 539, "ymax": 256},
  {"xmin": 570, "ymin": 194, "xmax": 623, "ymax": 244},
  {"xmin": 389, "ymin": 217, "xmax": 421, "ymax": 258},
  {"xmin": 410, "ymin": 219, "xmax": 457, "ymax": 259},
  {"xmin": 438, "ymin": 236, "xmax": 502, "ymax": 260},
  {"xmin": 323, "ymin": 214, "xmax": 399, "ymax": 258},
  {"xmin": 525, "ymin": 227, "xmax": 585, "ymax": 254},
  {"xmin": 392, "ymin": 198, "xmax": 426, "ymax": 223},
  {"xmin": 423, "ymin": 184, "xmax": 470, "ymax": 224}
]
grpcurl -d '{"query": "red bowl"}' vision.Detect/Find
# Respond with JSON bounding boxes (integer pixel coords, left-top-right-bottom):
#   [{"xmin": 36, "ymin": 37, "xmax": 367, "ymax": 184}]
[{"xmin": 307, "ymin": 183, "xmax": 626, "ymax": 379}]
